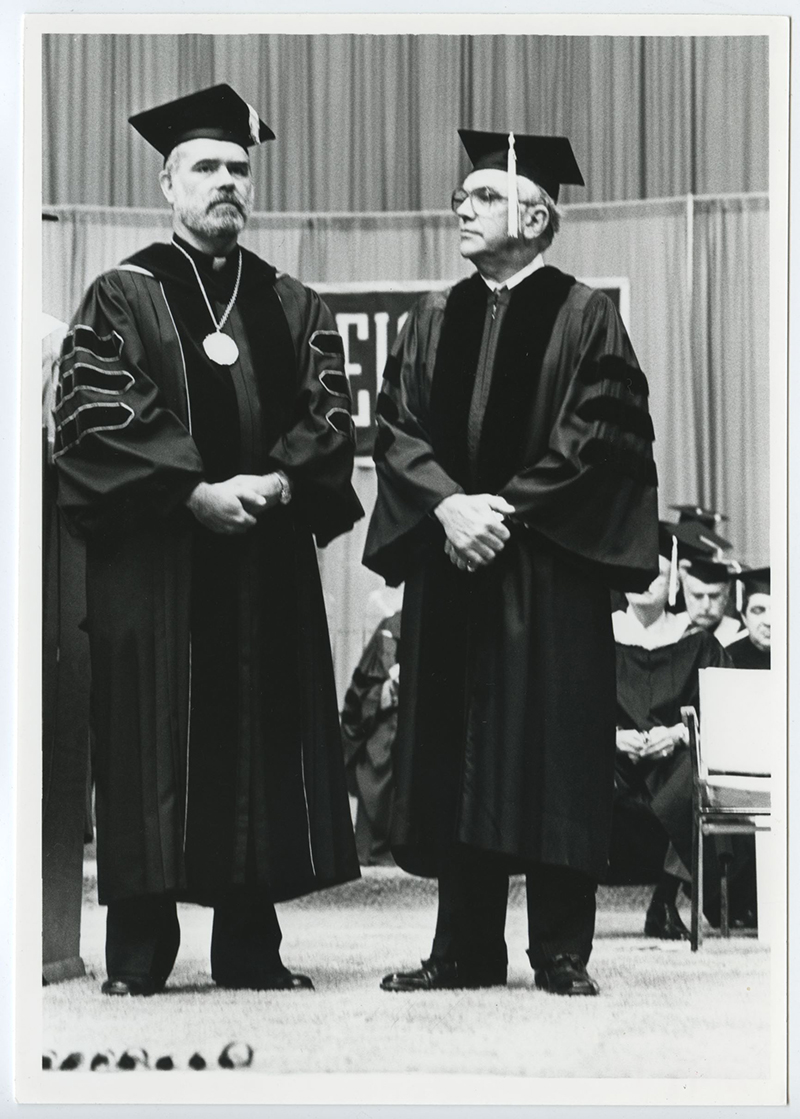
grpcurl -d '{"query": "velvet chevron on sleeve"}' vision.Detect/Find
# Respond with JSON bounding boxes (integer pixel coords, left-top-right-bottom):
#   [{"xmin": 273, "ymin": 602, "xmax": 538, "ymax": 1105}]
[
  {"xmin": 499, "ymin": 286, "xmax": 659, "ymax": 592},
  {"xmin": 270, "ymin": 277, "xmax": 364, "ymax": 546},
  {"xmin": 54, "ymin": 272, "xmax": 205, "ymax": 537}
]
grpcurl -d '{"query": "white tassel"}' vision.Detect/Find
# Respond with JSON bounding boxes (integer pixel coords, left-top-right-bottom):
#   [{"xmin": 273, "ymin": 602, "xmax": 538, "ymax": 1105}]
[
  {"xmin": 507, "ymin": 132, "xmax": 519, "ymax": 238},
  {"xmin": 247, "ymin": 103, "xmax": 261, "ymax": 146},
  {"xmin": 728, "ymin": 559, "xmax": 743, "ymax": 613},
  {"xmin": 668, "ymin": 534, "xmax": 679, "ymax": 607}
]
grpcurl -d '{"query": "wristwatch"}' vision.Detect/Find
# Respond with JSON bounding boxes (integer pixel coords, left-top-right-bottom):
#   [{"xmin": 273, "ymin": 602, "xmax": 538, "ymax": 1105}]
[{"xmin": 275, "ymin": 471, "xmax": 292, "ymax": 506}]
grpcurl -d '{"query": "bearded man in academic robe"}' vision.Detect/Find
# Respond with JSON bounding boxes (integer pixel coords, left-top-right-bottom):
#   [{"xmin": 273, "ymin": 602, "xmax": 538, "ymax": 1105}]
[
  {"xmin": 364, "ymin": 129, "xmax": 659, "ymax": 997},
  {"xmin": 53, "ymin": 85, "xmax": 362, "ymax": 996}
]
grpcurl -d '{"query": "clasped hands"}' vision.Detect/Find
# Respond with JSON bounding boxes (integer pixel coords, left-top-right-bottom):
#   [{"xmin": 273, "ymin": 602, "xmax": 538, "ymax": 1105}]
[
  {"xmin": 615, "ymin": 723, "xmax": 689, "ymax": 763},
  {"xmin": 434, "ymin": 492, "xmax": 515, "ymax": 572},
  {"xmin": 185, "ymin": 474, "xmax": 285, "ymax": 535},
  {"xmin": 380, "ymin": 662, "xmax": 401, "ymax": 711}
]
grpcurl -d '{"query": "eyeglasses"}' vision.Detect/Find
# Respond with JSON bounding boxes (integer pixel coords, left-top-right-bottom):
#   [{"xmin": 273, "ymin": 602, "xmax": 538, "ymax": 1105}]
[{"xmin": 450, "ymin": 186, "xmax": 508, "ymax": 215}]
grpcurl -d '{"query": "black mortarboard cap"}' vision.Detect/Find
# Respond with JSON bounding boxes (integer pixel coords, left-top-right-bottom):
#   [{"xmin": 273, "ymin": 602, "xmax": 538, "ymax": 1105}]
[
  {"xmin": 457, "ymin": 129, "xmax": 584, "ymax": 203},
  {"xmin": 669, "ymin": 503, "xmax": 729, "ymax": 529},
  {"xmin": 682, "ymin": 556, "xmax": 735, "ymax": 584},
  {"xmin": 669, "ymin": 518, "xmax": 731, "ymax": 555},
  {"xmin": 129, "ymin": 84, "xmax": 275, "ymax": 159},
  {"xmin": 738, "ymin": 566, "xmax": 771, "ymax": 597},
  {"xmin": 666, "ymin": 520, "xmax": 734, "ymax": 584}
]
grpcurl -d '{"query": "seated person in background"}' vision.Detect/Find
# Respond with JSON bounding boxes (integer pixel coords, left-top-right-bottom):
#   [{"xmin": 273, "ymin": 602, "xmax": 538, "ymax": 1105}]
[
  {"xmin": 672, "ymin": 524, "xmax": 742, "ymax": 647},
  {"xmin": 612, "ymin": 524, "xmax": 731, "ymax": 939},
  {"xmin": 728, "ymin": 567, "xmax": 771, "ymax": 670},
  {"xmin": 341, "ymin": 611, "xmax": 401, "ymax": 866}
]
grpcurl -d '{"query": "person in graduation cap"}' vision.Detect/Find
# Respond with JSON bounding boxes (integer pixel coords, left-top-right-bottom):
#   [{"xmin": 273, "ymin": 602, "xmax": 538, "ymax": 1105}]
[
  {"xmin": 610, "ymin": 523, "xmax": 731, "ymax": 938},
  {"xmin": 53, "ymin": 85, "xmax": 363, "ymax": 996},
  {"xmin": 364, "ymin": 129, "xmax": 658, "ymax": 996},
  {"xmin": 671, "ymin": 520, "xmax": 743, "ymax": 647},
  {"xmin": 728, "ymin": 567, "xmax": 771, "ymax": 669}
]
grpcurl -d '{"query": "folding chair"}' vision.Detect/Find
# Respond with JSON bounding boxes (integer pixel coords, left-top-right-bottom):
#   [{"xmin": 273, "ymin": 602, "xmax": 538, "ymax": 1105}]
[{"xmin": 681, "ymin": 667, "xmax": 772, "ymax": 951}]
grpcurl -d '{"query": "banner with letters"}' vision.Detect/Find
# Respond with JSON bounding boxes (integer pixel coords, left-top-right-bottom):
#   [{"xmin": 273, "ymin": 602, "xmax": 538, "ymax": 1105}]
[{"xmin": 314, "ymin": 278, "xmax": 630, "ymax": 459}]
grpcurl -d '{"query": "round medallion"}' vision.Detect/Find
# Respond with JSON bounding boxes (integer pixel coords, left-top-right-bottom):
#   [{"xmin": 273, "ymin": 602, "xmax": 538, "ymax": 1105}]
[{"xmin": 203, "ymin": 331, "xmax": 239, "ymax": 366}]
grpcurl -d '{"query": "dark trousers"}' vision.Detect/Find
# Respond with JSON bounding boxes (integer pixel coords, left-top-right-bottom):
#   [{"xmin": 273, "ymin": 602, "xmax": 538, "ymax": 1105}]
[
  {"xmin": 429, "ymin": 845, "xmax": 597, "ymax": 976},
  {"xmin": 650, "ymin": 751, "xmax": 757, "ymax": 923},
  {"xmin": 105, "ymin": 889, "xmax": 285, "ymax": 988}
]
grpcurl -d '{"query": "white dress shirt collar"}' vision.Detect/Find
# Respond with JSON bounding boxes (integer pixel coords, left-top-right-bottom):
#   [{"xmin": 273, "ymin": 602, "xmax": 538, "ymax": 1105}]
[{"xmin": 481, "ymin": 254, "xmax": 545, "ymax": 292}]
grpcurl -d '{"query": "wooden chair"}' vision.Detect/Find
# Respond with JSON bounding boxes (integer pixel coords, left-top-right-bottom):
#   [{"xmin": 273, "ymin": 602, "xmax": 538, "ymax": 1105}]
[{"xmin": 681, "ymin": 667, "xmax": 772, "ymax": 951}]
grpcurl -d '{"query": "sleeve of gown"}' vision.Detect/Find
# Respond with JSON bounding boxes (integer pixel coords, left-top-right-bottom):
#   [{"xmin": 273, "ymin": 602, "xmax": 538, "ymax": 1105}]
[
  {"xmin": 362, "ymin": 296, "xmax": 462, "ymax": 584},
  {"xmin": 500, "ymin": 290, "xmax": 659, "ymax": 591},
  {"xmin": 268, "ymin": 277, "xmax": 364, "ymax": 546},
  {"xmin": 53, "ymin": 271, "xmax": 205, "ymax": 538}
]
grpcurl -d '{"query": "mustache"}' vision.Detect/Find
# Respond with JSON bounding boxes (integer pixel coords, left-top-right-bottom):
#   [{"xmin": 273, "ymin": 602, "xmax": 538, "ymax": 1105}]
[{"xmin": 208, "ymin": 194, "xmax": 246, "ymax": 213}]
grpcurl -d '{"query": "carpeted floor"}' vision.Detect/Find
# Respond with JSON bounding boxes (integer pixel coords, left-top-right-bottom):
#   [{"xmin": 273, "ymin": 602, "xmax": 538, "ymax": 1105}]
[{"xmin": 42, "ymin": 867, "xmax": 771, "ymax": 1080}]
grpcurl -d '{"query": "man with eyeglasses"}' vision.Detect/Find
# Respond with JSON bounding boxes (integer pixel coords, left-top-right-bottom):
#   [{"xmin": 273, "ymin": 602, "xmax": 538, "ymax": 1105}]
[{"xmin": 365, "ymin": 129, "xmax": 658, "ymax": 996}]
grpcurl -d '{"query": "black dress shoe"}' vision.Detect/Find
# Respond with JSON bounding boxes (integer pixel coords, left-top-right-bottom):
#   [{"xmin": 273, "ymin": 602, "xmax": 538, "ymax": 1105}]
[
  {"xmin": 265, "ymin": 972, "xmax": 315, "ymax": 991},
  {"xmin": 380, "ymin": 958, "xmax": 506, "ymax": 992},
  {"xmin": 534, "ymin": 954, "xmax": 600, "ymax": 996},
  {"xmin": 101, "ymin": 977, "xmax": 163, "ymax": 997},
  {"xmin": 215, "ymin": 971, "xmax": 315, "ymax": 992},
  {"xmin": 730, "ymin": 907, "xmax": 757, "ymax": 930},
  {"xmin": 644, "ymin": 899, "xmax": 690, "ymax": 941}
]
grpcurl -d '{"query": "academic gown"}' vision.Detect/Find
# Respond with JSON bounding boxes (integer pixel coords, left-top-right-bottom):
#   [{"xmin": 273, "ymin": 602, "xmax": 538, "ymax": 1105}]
[
  {"xmin": 611, "ymin": 626, "xmax": 754, "ymax": 922},
  {"xmin": 727, "ymin": 634, "xmax": 771, "ymax": 670},
  {"xmin": 363, "ymin": 267, "xmax": 659, "ymax": 881},
  {"xmin": 54, "ymin": 238, "xmax": 363, "ymax": 906},
  {"xmin": 609, "ymin": 626, "xmax": 730, "ymax": 882}
]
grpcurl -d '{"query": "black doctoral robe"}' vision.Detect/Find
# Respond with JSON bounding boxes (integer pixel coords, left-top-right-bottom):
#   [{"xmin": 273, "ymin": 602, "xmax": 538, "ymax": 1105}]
[
  {"xmin": 611, "ymin": 626, "xmax": 754, "ymax": 923},
  {"xmin": 54, "ymin": 239, "xmax": 363, "ymax": 906},
  {"xmin": 609, "ymin": 627, "xmax": 730, "ymax": 883},
  {"xmin": 727, "ymin": 634, "xmax": 771, "ymax": 670},
  {"xmin": 363, "ymin": 267, "xmax": 659, "ymax": 881}
]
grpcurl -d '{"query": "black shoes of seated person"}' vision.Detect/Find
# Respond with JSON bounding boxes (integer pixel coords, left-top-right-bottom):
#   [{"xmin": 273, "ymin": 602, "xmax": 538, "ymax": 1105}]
[{"xmin": 644, "ymin": 899, "xmax": 690, "ymax": 941}]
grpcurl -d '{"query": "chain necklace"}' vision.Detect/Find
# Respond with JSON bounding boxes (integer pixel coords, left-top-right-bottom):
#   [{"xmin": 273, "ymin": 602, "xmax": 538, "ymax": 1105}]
[{"xmin": 173, "ymin": 238, "xmax": 243, "ymax": 366}]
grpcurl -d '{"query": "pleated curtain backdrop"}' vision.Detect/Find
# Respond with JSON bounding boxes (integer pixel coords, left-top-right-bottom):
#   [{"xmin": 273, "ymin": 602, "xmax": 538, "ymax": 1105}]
[
  {"xmin": 553, "ymin": 199, "xmax": 697, "ymax": 523},
  {"xmin": 43, "ymin": 34, "xmax": 768, "ymax": 212},
  {"xmin": 690, "ymin": 196, "xmax": 770, "ymax": 567}
]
